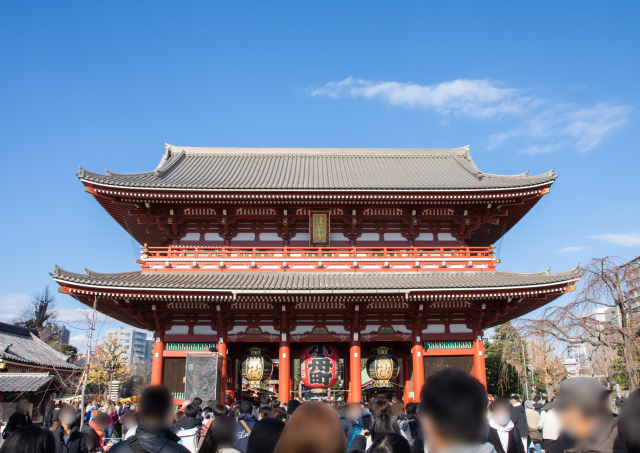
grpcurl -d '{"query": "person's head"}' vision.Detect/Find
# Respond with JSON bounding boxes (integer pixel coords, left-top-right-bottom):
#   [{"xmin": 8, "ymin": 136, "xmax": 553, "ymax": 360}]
[
  {"xmin": 619, "ymin": 389, "xmax": 640, "ymax": 453},
  {"xmin": 260, "ymin": 395, "xmax": 271, "ymax": 406},
  {"xmin": 202, "ymin": 407, "xmax": 212, "ymax": 418},
  {"xmin": 273, "ymin": 402, "xmax": 346, "ymax": 453},
  {"xmin": 554, "ymin": 378, "xmax": 612, "ymax": 443},
  {"xmin": 259, "ymin": 406, "xmax": 272, "ymax": 419},
  {"xmin": 238, "ymin": 400, "xmax": 253, "ymax": 415},
  {"xmin": 138, "ymin": 386, "xmax": 175, "ymax": 428},
  {"xmin": 122, "ymin": 410, "xmax": 139, "ymax": 430},
  {"xmin": 58, "ymin": 405, "xmax": 78, "ymax": 429},
  {"xmin": 345, "ymin": 403, "xmax": 363, "ymax": 422},
  {"xmin": 405, "ymin": 402, "xmax": 417, "ymax": 416},
  {"xmin": 533, "ymin": 396, "xmax": 540, "ymax": 403},
  {"xmin": 91, "ymin": 412, "xmax": 111, "ymax": 431},
  {"xmin": 269, "ymin": 407, "xmax": 287, "ymax": 421},
  {"xmin": 370, "ymin": 399, "xmax": 391, "ymax": 420},
  {"xmin": 286, "ymin": 399, "xmax": 301, "ymax": 416},
  {"xmin": 509, "ymin": 395, "xmax": 520, "ymax": 405},
  {"xmin": 270, "ymin": 400, "xmax": 281, "ymax": 409},
  {"xmin": 199, "ymin": 415, "xmax": 237, "ymax": 453},
  {"xmin": 489, "ymin": 399, "xmax": 512, "ymax": 427},
  {"xmin": 336, "ymin": 401, "xmax": 346, "ymax": 411},
  {"xmin": 371, "ymin": 413, "xmax": 400, "ymax": 441},
  {"xmin": 107, "ymin": 403, "xmax": 115, "ymax": 413},
  {"xmin": 246, "ymin": 418, "xmax": 286, "ymax": 453},
  {"xmin": 213, "ymin": 404, "xmax": 228, "ymax": 418},
  {"xmin": 369, "ymin": 433, "xmax": 412, "ymax": 453},
  {"xmin": 206, "ymin": 399, "xmax": 217, "ymax": 409},
  {"xmin": 0, "ymin": 425, "xmax": 55, "ymax": 453},
  {"xmin": 15, "ymin": 402, "xmax": 30, "ymax": 415},
  {"xmin": 174, "ymin": 411, "xmax": 185, "ymax": 422},
  {"xmin": 419, "ymin": 369, "xmax": 488, "ymax": 453},
  {"xmin": 184, "ymin": 404, "xmax": 199, "ymax": 419},
  {"xmin": 192, "ymin": 397, "xmax": 202, "ymax": 408}
]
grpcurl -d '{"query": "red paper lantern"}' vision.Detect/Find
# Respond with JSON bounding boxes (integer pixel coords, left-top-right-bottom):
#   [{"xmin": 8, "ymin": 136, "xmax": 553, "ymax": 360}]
[{"xmin": 300, "ymin": 344, "xmax": 339, "ymax": 389}]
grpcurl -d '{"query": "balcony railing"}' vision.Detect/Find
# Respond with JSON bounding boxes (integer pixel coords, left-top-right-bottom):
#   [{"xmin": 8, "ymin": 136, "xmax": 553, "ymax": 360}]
[{"xmin": 138, "ymin": 246, "xmax": 497, "ymax": 272}]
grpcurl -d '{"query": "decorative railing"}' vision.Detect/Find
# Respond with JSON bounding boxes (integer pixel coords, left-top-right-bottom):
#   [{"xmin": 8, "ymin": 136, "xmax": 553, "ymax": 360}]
[
  {"xmin": 424, "ymin": 340, "xmax": 473, "ymax": 350},
  {"xmin": 139, "ymin": 246, "xmax": 496, "ymax": 272},
  {"xmin": 165, "ymin": 342, "xmax": 216, "ymax": 351}
]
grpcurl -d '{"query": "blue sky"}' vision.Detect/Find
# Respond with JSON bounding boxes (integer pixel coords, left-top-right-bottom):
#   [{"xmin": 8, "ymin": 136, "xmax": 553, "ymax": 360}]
[{"xmin": 1, "ymin": 2, "xmax": 639, "ymax": 351}]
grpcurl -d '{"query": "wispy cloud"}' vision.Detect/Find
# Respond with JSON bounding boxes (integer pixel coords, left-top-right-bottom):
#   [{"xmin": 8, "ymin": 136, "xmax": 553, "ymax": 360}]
[
  {"xmin": 591, "ymin": 233, "xmax": 640, "ymax": 247},
  {"xmin": 559, "ymin": 246, "xmax": 585, "ymax": 253},
  {"xmin": 311, "ymin": 77, "xmax": 631, "ymax": 153},
  {"xmin": 0, "ymin": 293, "xmax": 29, "ymax": 322}
]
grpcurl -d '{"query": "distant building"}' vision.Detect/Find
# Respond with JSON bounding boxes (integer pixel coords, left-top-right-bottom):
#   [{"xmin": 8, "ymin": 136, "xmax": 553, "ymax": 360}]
[
  {"xmin": 105, "ymin": 328, "xmax": 150, "ymax": 365},
  {"xmin": 563, "ymin": 343, "xmax": 588, "ymax": 377}
]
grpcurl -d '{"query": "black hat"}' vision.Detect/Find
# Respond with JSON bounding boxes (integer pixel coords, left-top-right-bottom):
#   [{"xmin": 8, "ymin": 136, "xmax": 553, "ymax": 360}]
[
  {"xmin": 246, "ymin": 418, "xmax": 286, "ymax": 453},
  {"xmin": 555, "ymin": 378, "xmax": 611, "ymax": 414}
]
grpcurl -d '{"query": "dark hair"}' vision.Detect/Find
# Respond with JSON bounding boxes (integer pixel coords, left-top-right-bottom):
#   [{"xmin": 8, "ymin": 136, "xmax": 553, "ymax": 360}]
[
  {"xmin": 239, "ymin": 400, "xmax": 253, "ymax": 414},
  {"xmin": 369, "ymin": 432, "xmax": 411, "ymax": 453},
  {"xmin": 139, "ymin": 386, "xmax": 174, "ymax": 421},
  {"xmin": 534, "ymin": 396, "xmax": 541, "ymax": 403},
  {"xmin": 0, "ymin": 425, "xmax": 56, "ymax": 453},
  {"xmin": 419, "ymin": 369, "xmax": 487, "ymax": 443},
  {"xmin": 405, "ymin": 402, "xmax": 417, "ymax": 415},
  {"xmin": 619, "ymin": 389, "xmax": 640, "ymax": 453},
  {"xmin": 371, "ymin": 413, "xmax": 400, "ymax": 441},
  {"xmin": 370, "ymin": 399, "xmax": 391, "ymax": 419},
  {"xmin": 199, "ymin": 415, "xmax": 237, "ymax": 453},
  {"xmin": 213, "ymin": 404, "xmax": 228, "ymax": 418},
  {"xmin": 270, "ymin": 400, "xmax": 280, "ymax": 409},
  {"xmin": 287, "ymin": 400, "xmax": 301, "ymax": 415},
  {"xmin": 510, "ymin": 394, "xmax": 520, "ymax": 402},
  {"xmin": 269, "ymin": 407, "xmax": 287, "ymax": 421},
  {"xmin": 489, "ymin": 398, "xmax": 511, "ymax": 412},
  {"xmin": 260, "ymin": 395, "xmax": 271, "ymax": 406},
  {"xmin": 202, "ymin": 407, "xmax": 212, "ymax": 417},
  {"xmin": 92, "ymin": 412, "xmax": 111, "ymax": 427},
  {"xmin": 246, "ymin": 418, "xmax": 286, "ymax": 453},
  {"xmin": 207, "ymin": 399, "xmax": 218, "ymax": 409},
  {"xmin": 259, "ymin": 406, "xmax": 272, "ymax": 419},
  {"xmin": 184, "ymin": 404, "xmax": 199, "ymax": 418},
  {"xmin": 192, "ymin": 397, "xmax": 202, "ymax": 407}
]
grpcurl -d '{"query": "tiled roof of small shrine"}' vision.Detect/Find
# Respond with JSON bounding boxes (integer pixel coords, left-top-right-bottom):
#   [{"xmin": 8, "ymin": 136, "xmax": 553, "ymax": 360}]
[
  {"xmin": 0, "ymin": 323, "xmax": 79, "ymax": 370},
  {"xmin": 53, "ymin": 267, "xmax": 579, "ymax": 292},
  {"xmin": 78, "ymin": 145, "xmax": 557, "ymax": 191}
]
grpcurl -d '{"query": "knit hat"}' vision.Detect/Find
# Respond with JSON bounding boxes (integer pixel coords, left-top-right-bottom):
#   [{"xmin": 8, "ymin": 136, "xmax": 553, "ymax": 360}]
[{"xmin": 246, "ymin": 418, "xmax": 286, "ymax": 453}]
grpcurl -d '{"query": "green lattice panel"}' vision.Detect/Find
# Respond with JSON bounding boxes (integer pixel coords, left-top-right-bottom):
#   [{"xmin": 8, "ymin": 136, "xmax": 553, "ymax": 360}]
[
  {"xmin": 423, "ymin": 340, "xmax": 473, "ymax": 350},
  {"xmin": 165, "ymin": 342, "xmax": 217, "ymax": 351}
]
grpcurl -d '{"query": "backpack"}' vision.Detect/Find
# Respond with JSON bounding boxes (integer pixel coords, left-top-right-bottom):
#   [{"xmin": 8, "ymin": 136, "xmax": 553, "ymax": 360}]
[
  {"xmin": 398, "ymin": 419, "xmax": 415, "ymax": 446},
  {"xmin": 175, "ymin": 427, "xmax": 200, "ymax": 453}
]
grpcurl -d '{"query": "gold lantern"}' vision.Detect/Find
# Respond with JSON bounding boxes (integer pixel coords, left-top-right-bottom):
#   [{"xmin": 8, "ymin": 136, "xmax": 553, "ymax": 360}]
[
  {"xmin": 366, "ymin": 346, "xmax": 400, "ymax": 388},
  {"xmin": 241, "ymin": 347, "xmax": 274, "ymax": 388}
]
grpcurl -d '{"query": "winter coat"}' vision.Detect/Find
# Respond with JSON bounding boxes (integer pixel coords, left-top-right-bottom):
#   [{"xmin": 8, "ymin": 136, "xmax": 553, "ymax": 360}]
[
  {"xmin": 234, "ymin": 413, "xmax": 258, "ymax": 453},
  {"xmin": 565, "ymin": 417, "xmax": 627, "ymax": 453},
  {"xmin": 525, "ymin": 408, "xmax": 542, "ymax": 443},
  {"xmin": 109, "ymin": 425, "xmax": 191, "ymax": 453},
  {"xmin": 53, "ymin": 426, "xmax": 88, "ymax": 453},
  {"xmin": 538, "ymin": 409, "xmax": 561, "ymax": 441},
  {"xmin": 487, "ymin": 425, "xmax": 525, "ymax": 453},
  {"xmin": 510, "ymin": 404, "xmax": 528, "ymax": 442}
]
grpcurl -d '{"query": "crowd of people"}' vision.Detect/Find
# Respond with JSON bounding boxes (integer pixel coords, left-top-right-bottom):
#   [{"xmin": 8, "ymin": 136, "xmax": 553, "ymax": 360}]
[{"xmin": 1, "ymin": 370, "xmax": 639, "ymax": 453}]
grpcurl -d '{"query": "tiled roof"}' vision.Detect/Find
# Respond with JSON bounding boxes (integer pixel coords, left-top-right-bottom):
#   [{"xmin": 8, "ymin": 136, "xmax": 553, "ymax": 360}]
[
  {"xmin": 52, "ymin": 267, "xmax": 579, "ymax": 292},
  {"xmin": 0, "ymin": 373, "xmax": 55, "ymax": 392},
  {"xmin": 0, "ymin": 323, "xmax": 79, "ymax": 370},
  {"xmin": 78, "ymin": 145, "xmax": 556, "ymax": 191}
]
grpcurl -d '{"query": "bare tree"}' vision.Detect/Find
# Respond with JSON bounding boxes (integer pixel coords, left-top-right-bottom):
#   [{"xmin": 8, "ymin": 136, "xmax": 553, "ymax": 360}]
[
  {"xmin": 521, "ymin": 257, "xmax": 640, "ymax": 391},
  {"xmin": 15, "ymin": 286, "xmax": 58, "ymax": 331}
]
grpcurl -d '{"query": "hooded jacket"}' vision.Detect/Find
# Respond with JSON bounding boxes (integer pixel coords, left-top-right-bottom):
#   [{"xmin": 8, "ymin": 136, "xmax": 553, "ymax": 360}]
[
  {"xmin": 234, "ymin": 413, "xmax": 258, "ymax": 453},
  {"xmin": 109, "ymin": 425, "xmax": 190, "ymax": 453}
]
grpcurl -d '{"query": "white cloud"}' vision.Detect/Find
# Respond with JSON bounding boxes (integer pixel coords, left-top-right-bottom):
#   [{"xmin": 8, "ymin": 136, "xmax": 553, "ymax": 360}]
[
  {"xmin": 559, "ymin": 246, "xmax": 585, "ymax": 253},
  {"xmin": 0, "ymin": 293, "xmax": 29, "ymax": 322},
  {"xmin": 312, "ymin": 77, "xmax": 631, "ymax": 153},
  {"xmin": 591, "ymin": 233, "xmax": 640, "ymax": 247}
]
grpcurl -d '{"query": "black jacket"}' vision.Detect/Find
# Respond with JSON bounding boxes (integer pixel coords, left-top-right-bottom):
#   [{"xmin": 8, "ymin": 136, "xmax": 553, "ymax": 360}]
[
  {"xmin": 510, "ymin": 405, "xmax": 528, "ymax": 441},
  {"xmin": 488, "ymin": 427, "xmax": 526, "ymax": 453},
  {"xmin": 109, "ymin": 425, "xmax": 190, "ymax": 453},
  {"xmin": 53, "ymin": 426, "xmax": 88, "ymax": 453},
  {"xmin": 174, "ymin": 417, "xmax": 201, "ymax": 432}
]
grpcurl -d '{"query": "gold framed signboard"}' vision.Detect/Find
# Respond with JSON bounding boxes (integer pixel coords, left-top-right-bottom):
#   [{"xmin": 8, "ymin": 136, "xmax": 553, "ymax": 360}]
[{"xmin": 309, "ymin": 210, "xmax": 330, "ymax": 247}]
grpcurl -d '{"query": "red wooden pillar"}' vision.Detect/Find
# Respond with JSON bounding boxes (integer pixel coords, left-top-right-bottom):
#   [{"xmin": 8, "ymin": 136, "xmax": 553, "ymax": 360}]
[
  {"xmin": 350, "ymin": 312, "xmax": 362, "ymax": 403},
  {"xmin": 279, "ymin": 308, "xmax": 291, "ymax": 403},
  {"xmin": 217, "ymin": 316, "xmax": 228, "ymax": 402},
  {"xmin": 402, "ymin": 356, "xmax": 412, "ymax": 405},
  {"xmin": 150, "ymin": 331, "xmax": 164, "ymax": 386},
  {"xmin": 411, "ymin": 319, "xmax": 425, "ymax": 399},
  {"xmin": 473, "ymin": 330, "xmax": 487, "ymax": 388}
]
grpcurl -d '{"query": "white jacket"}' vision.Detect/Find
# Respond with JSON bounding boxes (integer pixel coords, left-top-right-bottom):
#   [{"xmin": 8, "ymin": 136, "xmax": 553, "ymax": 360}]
[{"xmin": 538, "ymin": 409, "xmax": 561, "ymax": 440}]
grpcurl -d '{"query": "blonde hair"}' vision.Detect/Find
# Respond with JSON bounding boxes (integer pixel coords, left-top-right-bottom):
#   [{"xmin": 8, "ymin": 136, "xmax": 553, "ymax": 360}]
[{"xmin": 273, "ymin": 402, "xmax": 346, "ymax": 453}]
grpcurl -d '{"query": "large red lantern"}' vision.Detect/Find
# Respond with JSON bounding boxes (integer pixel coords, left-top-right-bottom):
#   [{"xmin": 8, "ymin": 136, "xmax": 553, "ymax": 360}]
[{"xmin": 300, "ymin": 344, "xmax": 339, "ymax": 389}]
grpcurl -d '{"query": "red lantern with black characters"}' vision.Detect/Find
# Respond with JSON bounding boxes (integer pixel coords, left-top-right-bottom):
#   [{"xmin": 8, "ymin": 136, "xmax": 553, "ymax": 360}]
[{"xmin": 300, "ymin": 344, "xmax": 339, "ymax": 389}]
